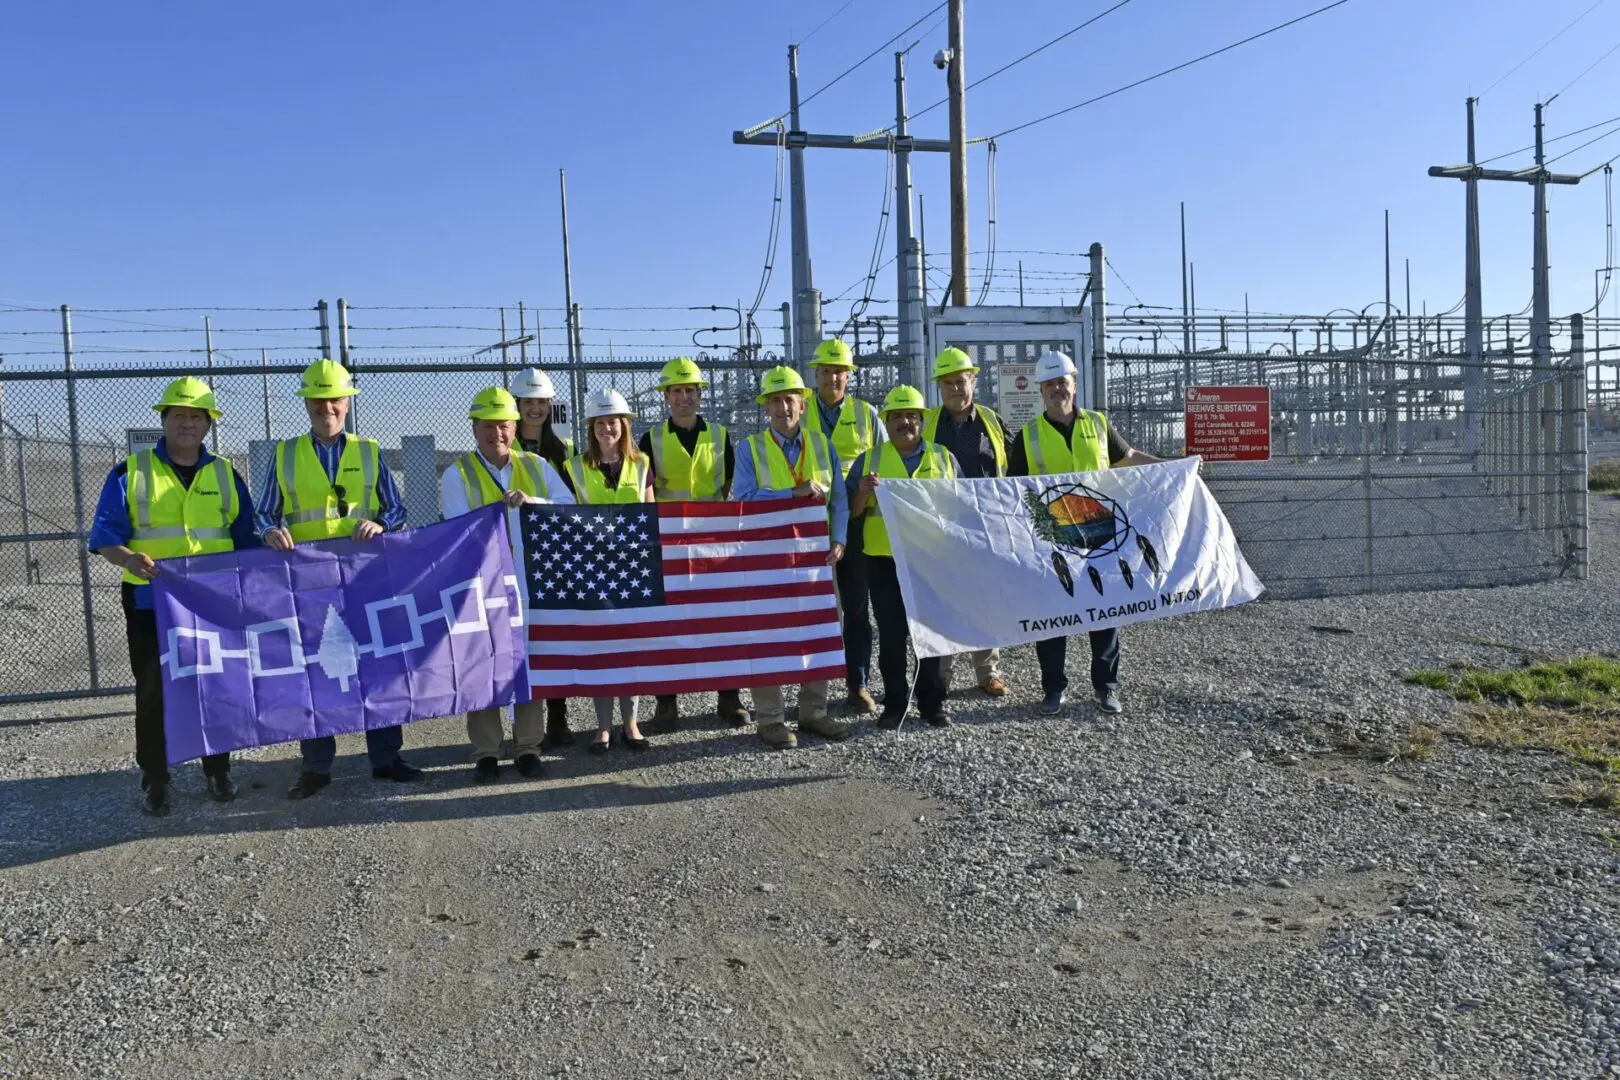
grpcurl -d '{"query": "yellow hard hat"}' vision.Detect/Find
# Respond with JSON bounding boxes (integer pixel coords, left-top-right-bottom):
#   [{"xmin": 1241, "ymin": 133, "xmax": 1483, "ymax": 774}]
[
  {"xmin": 879, "ymin": 384, "xmax": 928, "ymax": 417},
  {"xmin": 657, "ymin": 356, "xmax": 708, "ymax": 390},
  {"xmin": 152, "ymin": 376, "xmax": 222, "ymax": 420},
  {"xmin": 297, "ymin": 358, "xmax": 359, "ymax": 399},
  {"xmin": 932, "ymin": 347, "xmax": 979, "ymax": 380},
  {"xmin": 811, "ymin": 338, "xmax": 856, "ymax": 369},
  {"xmin": 469, "ymin": 386, "xmax": 520, "ymax": 422},
  {"xmin": 755, "ymin": 365, "xmax": 812, "ymax": 405}
]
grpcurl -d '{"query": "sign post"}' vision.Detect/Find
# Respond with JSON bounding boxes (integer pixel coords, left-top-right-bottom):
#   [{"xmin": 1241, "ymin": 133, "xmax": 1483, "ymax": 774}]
[{"xmin": 1184, "ymin": 386, "xmax": 1271, "ymax": 461}]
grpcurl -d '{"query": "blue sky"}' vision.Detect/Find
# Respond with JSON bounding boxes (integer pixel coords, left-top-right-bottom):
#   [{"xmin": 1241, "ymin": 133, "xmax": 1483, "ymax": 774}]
[{"xmin": 4, "ymin": 0, "xmax": 1620, "ymax": 358}]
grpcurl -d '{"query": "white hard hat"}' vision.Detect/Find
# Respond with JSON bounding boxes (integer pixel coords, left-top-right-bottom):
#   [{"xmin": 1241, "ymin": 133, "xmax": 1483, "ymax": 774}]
[
  {"xmin": 583, "ymin": 388, "xmax": 632, "ymax": 421},
  {"xmin": 1034, "ymin": 350, "xmax": 1078, "ymax": 382},
  {"xmin": 510, "ymin": 367, "xmax": 557, "ymax": 399}
]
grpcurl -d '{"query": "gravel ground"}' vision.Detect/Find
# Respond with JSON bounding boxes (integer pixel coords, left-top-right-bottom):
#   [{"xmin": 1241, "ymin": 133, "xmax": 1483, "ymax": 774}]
[{"xmin": 1, "ymin": 492, "xmax": 1617, "ymax": 1079}]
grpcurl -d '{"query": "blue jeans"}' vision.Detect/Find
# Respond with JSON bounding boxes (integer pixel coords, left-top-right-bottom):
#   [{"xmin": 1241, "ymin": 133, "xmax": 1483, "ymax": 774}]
[
  {"xmin": 837, "ymin": 540, "xmax": 872, "ymax": 691},
  {"xmin": 300, "ymin": 726, "xmax": 404, "ymax": 774},
  {"xmin": 1035, "ymin": 629, "xmax": 1120, "ymax": 697}
]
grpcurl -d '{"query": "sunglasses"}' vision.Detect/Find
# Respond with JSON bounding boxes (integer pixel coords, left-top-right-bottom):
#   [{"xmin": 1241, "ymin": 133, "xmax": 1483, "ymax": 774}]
[{"xmin": 332, "ymin": 484, "xmax": 349, "ymax": 519}]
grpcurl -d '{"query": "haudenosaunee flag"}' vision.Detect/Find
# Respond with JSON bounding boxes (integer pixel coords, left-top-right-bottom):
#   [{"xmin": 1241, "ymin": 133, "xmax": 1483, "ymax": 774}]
[
  {"xmin": 523, "ymin": 498, "xmax": 845, "ymax": 697},
  {"xmin": 153, "ymin": 504, "xmax": 528, "ymax": 764},
  {"xmin": 877, "ymin": 458, "xmax": 1264, "ymax": 657}
]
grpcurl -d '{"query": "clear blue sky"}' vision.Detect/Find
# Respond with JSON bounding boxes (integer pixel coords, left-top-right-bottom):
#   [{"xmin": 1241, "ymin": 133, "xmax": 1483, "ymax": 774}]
[{"xmin": 4, "ymin": 0, "xmax": 1620, "ymax": 357}]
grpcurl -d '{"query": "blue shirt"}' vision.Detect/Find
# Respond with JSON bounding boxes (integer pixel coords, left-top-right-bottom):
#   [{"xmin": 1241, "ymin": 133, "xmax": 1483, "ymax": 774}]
[
  {"xmin": 732, "ymin": 425, "xmax": 849, "ymax": 546},
  {"xmin": 253, "ymin": 432, "xmax": 408, "ymax": 539},
  {"xmin": 87, "ymin": 438, "xmax": 261, "ymax": 610}
]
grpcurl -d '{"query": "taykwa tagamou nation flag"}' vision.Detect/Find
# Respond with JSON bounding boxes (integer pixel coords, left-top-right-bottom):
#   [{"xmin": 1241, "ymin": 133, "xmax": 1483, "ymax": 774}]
[{"xmin": 523, "ymin": 497, "xmax": 845, "ymax": 697}]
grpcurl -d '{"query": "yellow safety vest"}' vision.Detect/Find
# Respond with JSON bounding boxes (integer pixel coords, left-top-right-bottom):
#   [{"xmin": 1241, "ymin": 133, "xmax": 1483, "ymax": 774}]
[
  {"xmin": 122, "ymin": 451, "xmax": 238, "ymax": 585},
  {"xmin": 648, "ymin": 419, "xmax": 726, "ymax": 502},
  {"xmin": 859, "ymin": 441, "xmax": 956, "ymax": 557},
  {"xmin": 565, "ymin": 453, "xmax": 651, "ymax": 505},
  {"xmin": 805, "ymin": 394, "xmax": 877, "ymax": 463},
  {"xmin": 1020, "ymin": 410, "xmax": 1110, "ymax": 475},
  {"xmin": 456, "ymin": 450, "xmax": 549, "ymax": 509},
  {"xmin": 744, "ymin": 428, "xmax": 835, "ymax": 496},
  {"xmin": 275, "ymin": 435, "xmax": 384, "ymax": 543},
  {"xmin": 923, "ymin": 404, "xmax": 1007, "ymax": 476}
]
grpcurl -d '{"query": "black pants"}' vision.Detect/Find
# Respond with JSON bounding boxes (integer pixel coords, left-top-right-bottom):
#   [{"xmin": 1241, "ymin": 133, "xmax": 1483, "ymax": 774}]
[
  {"xmin": 124, "ymin": 587, "xmax": 229, "ymax": 788},
  {"xmin": 866, "ymin": 555, "xmax": 945, "ymax": 716},
  {"xmin": 837, "ymin": 533, "xmax": 872, "ymax": 691},
  {"xmin": 1035, "ymin": 629, "xmax": 1121, "ymax": 698},
  {"xmin": 546, "ymin": 698, "xmax": 568, "ymax": 726}
]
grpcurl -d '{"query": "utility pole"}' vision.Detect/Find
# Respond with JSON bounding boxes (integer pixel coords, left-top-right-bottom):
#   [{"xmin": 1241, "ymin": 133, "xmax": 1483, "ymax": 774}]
[
  {"xmin": 1179, "ymin": 202, "xmax": 1191, "ymax": 354},
  {"xmin": 203, "ymin": 315, "xmax": 219, "ymax": 453},
  {"xmin": 735, "ymin": 49, "xmax": 955, "ymax": 368},
  {"xmin": 947, "ymin": 0, "xmax": 969, "ymax": 307},
  {"xmin": 894, "ymin": 51, "xmax": 927, "ymax": 388},
  {"xmin": 560, "ymin": 169, "xmax": 582, "ymax": 427},
  {"xmin": 1531, "ymin": 101, "xmax": 1553, "ymax": 370}
]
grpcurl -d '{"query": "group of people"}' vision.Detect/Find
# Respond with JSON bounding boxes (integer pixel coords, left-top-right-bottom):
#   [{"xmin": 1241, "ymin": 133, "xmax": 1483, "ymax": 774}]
[{"xmin": 89, "ymin": 340, "xmax": 1165, "ymax": 816}]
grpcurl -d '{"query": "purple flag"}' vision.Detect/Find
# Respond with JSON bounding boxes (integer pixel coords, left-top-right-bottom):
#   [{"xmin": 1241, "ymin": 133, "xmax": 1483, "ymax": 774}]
[{"xmin": 153, "ymin": 504, "xmax": 527, "ymax": 764}]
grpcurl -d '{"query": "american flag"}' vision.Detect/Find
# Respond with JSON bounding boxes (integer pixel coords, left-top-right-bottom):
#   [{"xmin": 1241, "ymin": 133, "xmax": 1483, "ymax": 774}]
[{"xmin": 523, "ymin": 498, "xmax": 845, "ymax": 697}]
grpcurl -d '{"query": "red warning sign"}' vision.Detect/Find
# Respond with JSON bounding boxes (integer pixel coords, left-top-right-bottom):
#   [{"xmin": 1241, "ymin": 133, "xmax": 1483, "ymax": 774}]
[{"xmin": 1184, "ymin": 386, "xmax": 1271, "ymax": 461}]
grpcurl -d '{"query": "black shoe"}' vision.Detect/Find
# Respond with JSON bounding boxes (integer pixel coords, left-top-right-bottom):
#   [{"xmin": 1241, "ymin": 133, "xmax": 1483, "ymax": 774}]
[
  {"xmin": 922, "ymin": 709, "xmax": 952, "ymax": 728},
  {"xmin": 1096, "ymin": 689, "xmax": 1123, "ymax": 715},
  {"xmin": 1039, "ymin": 690, "xmax": 1067, "ymax": 716},
  {"xmin": 647, "ymin": 697, "xmax": 680, "ymax": 734},
  {"xmin": 372, "ymin": 759, "xmax": 424, "ymax": 782},
  {"xmin": 621, "ymin": 727, "xmax": 650, "ymax": 752},
  {"xmin": 716, "ymin": 689, "xmax": 750, "ymax": 728},
  {"xmin": 515, "ymin": 754, "xmax": 546, "ymax": 779},
  {"xmin": 587, "ymin": 737, "xmax": 611, "ymax": 756},
  {"xmin": 142, "ymin": 783, "xmax": 172, "ymax": 817},
  {"xmin": 473, "ymin": 757, "xmax": 501, "ymax": 784},
  {"xmin": 876, "ymin": 711, "xmax": 904, "ymax": 731},
  {"xmin": 288, "ymin": 771, "xmax": 331, "ymax": 800},
  {"xmin": 542, "ymin": 718, "xmax": 575, "ymax": 750},
  {"xmin": 206, "ymin": 773, "xmax": 238, "ymax": 802}
]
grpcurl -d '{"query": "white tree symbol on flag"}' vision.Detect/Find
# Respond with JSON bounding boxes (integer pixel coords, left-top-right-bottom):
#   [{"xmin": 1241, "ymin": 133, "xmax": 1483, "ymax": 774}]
[{"xmin": 313, "ymin": 604, "xmax": 361, "ymax": 690}]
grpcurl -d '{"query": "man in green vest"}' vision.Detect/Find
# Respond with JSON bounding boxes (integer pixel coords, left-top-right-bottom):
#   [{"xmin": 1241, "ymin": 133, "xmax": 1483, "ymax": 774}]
[
  {"xmin": 1007, "ymin": 350, "xmax": 1167, "ymax": 718},
  {"xmin": 88, "ymin": 377, "xmax": 261, "ymax": 815},
  {"xmin": 256, "ymin": 358, "xmax": 422, "ymax": 799},
  {"xmin": 848, "ymin": 385, "xmax": 959, "ymax": 729},
  {"xmin": 803, "ymin": 338, "xmax": 882, "ymax": 715},
  {"xmin": 733, "ymin": 365, "xmax": 851, "ymax": 750},
  {"xmin": 924, "ymin": 346, "xmax": 1013, "ymax": 700},
  {"xmin": 637, "ymin": 357, "xmax": 749, "ymax": 733},
  {"xmin": 441, "ymin": 387, "xmax": 575, "ymax": 782}
]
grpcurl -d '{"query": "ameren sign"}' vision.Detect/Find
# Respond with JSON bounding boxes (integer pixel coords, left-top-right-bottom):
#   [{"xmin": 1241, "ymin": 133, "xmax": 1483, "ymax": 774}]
[{"xmin": 1184, "ymin": 386, "xmax": 1271, "ymax": 461}]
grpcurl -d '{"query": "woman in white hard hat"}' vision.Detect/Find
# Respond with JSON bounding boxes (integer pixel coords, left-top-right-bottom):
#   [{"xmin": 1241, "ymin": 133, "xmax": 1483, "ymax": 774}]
[
  {"xmin": 564, "ymin": 388, "xmax": 655, "ymax": 753},
  {"xmin": 510, "ymin": 367, "xmax": 578, "ymax": 749}
]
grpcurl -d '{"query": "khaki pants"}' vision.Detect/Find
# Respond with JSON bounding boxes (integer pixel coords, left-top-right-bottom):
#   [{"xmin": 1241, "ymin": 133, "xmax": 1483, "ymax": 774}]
[
  {"xmin": 943, "ymin": 648, "xmax": 1000, "ymax": 688},
  {"xmin": 467, "ymin": 699, "xmax": 547, "ymax": 761},
  {"xmin": 750, "ymin": 681, "xmax": 828, "ymax": 727}
]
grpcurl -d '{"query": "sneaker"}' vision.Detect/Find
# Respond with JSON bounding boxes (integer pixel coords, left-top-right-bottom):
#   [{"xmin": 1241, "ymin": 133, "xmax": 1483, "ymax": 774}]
[
  {"xmin": 1097, "ymin": 689, "xmax": 1123, "ymax": 715},
  {"xmin": 1039, "ymin": 690, "xmax": 1066, "ymax": 716},
  {"xmin": 515, "ymin": 754, "xmax": 546, "ymax": 779},
  {"xmin": 979, "ymin": 676, "xmax": 1009, "ymax": 697},
  {"xmin": 756, "ymin": 721, "xmax": 798, "ymax": 750},
  {"xmin": 142, "ymin": 783, "xmax": 172, "ymax": 817},
  {"xmin": 799, "ymin": 714, "xmax": 852, "ymax": 741},
  {"xmin": 845, "ymin": 688, "xmax": 877, "ymax": 715},
  {"xmin": 473, "ymin": 757, "xmax": 501, "ymax": 783}
]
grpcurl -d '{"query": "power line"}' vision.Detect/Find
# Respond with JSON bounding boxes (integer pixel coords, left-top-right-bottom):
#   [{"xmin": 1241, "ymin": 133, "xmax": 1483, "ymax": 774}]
[
  {"xmin": 745, "ymin": 125, "xmax": 787, "ymax": 318},
  {"xmin": 1553, "ymin": 36, "xmax": 1620, "ymax": 99},
  {"xmin": 1546, "ymin": 120, "xmax": 1620, "ymax": 164},
  {"xmin": 1479, "ymin": 0, "xmax": 1609, "ymax": 99},
  {"xmin": 789, "ymin": 3, "xmax": 946, "ymax": 120},
  {"xmin": 799, "ymin": 0, "xmax": 861, "ymax": 46},
  {"xmin": 1479, "ymin": 112, "xmax": 1620, "ymax": 163},
  {"xmin": 981, "ymin": 0, "xmax": 1354, "ymax": 141}
]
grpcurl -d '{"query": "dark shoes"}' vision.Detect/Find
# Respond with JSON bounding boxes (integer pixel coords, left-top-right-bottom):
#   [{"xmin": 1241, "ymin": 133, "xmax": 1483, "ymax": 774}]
[
  {"xmin": 142, "ymin": 783, "xmax": 172, "ymax": 817},
  {"xmin": 541, "ymin": 717, "xmax": 575, "ymax": 750},
  {"xmin": 716, "ymin": 689, "xmax": 750, "ymax": 728},
  {"xmin": 206, "ymin": 773, "xmax": 238, "ymax": 802},
  {"xmin": 516, "ymin": 754, "xmax": 546, "ymax": 779},
  {"xmin": 587, "ymin": 736, "xmax": 611, "ymax": 756},
  {"xmin": 474, "ymin": 757, "xmax": 501, "ymax": 783},
  {"xmin": 1039, "ymin": 690, "xmax": 1067, "ymax": 716},
  {"xmin": 876, "ymin": 712, "xmax": 905, "ymax": 731},
  {"xmin": 621, "ymin": 727, "xmax": 650, "ymax": 753},
  {"xmin": 372, "ymin": 759, "xmax": 423, "ymax": 782},
  {"xmin": 647, "ymin": 696, "xmax": 680, "ymax": 734},
  {"xmin": 1097, "ymin": 689, "xmax": 1123, "ymax": 715},
  {"xmin": 288, "ymin": 771, "xmax": 331, "ymax": 800},
  {"xmin": 922, "ymin": 709, "xmax": 951, "ymax": 728}
]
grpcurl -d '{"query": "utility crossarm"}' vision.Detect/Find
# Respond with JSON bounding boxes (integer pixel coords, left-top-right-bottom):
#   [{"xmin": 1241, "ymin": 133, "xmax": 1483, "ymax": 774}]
[
  {"xmin": 731, "ymin": 130, "xmax": 953, "ymax": 153},
  {"xmin": 1427, "ymin": 164, "xmax": 1582, "ymax": 185}
]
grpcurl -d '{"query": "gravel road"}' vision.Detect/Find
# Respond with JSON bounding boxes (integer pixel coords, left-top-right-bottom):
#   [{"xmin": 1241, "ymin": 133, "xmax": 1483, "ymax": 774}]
[{"xmin": 1, "ymin": 495, "xmax": 1616, "ymax": 1080}]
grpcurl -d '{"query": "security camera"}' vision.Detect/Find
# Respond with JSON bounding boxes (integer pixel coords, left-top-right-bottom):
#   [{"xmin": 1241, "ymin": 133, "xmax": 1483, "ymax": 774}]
[{"xmin": 933, "ymin": 48, "xmax": 952, "ymax": 70}]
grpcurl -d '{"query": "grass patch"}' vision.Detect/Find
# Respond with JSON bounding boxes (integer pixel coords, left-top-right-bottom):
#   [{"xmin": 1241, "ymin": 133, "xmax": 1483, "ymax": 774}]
[
  {"xmin": 1407, "ymin": 656, "xmax": 1620, "ymax": 710},
  {"xmin": 1591, "ymin": 460, "xmax": 1620, "ymax": 494}
]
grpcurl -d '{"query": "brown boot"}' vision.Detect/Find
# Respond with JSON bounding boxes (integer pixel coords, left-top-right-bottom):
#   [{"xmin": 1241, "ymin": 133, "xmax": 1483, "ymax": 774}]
[
  {"xmin": 715, "ymin": 689, "xmax": 750, "ymax": 728},
  {"xmin": 756, "ymin": 721, "xmax": 798, "ymax": 750},
  {"xmin": 648, "ymin": 695, "xmax": 680, "ymax": 734},
  {"xmin": 845, "ymin": 687, "xmax": 877, "ymax": 715}
]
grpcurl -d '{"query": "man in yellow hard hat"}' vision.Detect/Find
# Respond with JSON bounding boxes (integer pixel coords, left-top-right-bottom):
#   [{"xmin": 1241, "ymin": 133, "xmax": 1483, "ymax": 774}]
[
  {"xmin": 1008, "ymin": 351, "xmax": 1167, "ymax": 718},
  {"xmin": 804, "ymin": 337, "xmax": 883, "ymax": 716},
  {"xmin": 441, "ymin": 387, "xmax": 574, "ymax": 782},
  {"xmin": 924, "ymin": 346, "xmax": 1013, "ymax": 699},
  {"xmin": 732, "ymin": 365, "xmax": 850, "ymax": 750},
  {"xmin": 847, "ymin": 385, "xmax": 959, "ymax": 729},
  {"xmin": 88, "ymin": 377, "xmax": 260, "ymax": 815},
  {"xmin": 255, "ymin": 358, "xmax": 420, "ymax": 799},
  {"xmin": 637, "ymin": 357, "xmax": 749, "ymax": 732}
]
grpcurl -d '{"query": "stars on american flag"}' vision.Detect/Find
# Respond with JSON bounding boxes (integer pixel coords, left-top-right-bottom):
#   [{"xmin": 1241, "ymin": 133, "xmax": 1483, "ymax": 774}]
[{"xmin": 524, "ymin": 505, "xmax": 665, "ymax": 611}]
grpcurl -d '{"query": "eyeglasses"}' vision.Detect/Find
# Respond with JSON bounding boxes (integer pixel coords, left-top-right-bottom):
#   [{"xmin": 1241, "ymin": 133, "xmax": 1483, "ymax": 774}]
[{"xmin": 332, "ymin": 484, "xmax": 349, "ymax": 518}]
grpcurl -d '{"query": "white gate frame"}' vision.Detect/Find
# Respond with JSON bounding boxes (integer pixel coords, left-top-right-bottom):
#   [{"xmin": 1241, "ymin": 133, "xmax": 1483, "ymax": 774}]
[{"xmin": 923, "ymin": 306, "xmax": 1099, "ymax": 416}]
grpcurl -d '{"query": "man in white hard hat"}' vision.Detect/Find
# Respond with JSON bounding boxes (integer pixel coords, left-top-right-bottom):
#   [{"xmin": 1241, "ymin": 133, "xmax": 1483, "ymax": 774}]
[
  {"xmin": 924, "ymin": 346, "xmax": 1013, "ymax": 699},
  {"xmin": 1007, "ymin": 350, "xmax": 1167, "ymax": 718},
  {"xmin": 637, "ymin": 357, "xmax": 749, "ymax": 732},
  {"xmin": 732, "ymin": 365, "xmax": 851, "ymax": 750}
]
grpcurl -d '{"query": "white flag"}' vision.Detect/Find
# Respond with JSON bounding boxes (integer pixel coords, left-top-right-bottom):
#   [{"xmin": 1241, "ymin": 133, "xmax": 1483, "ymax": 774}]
[{"xmin": 875, "ymin": 458, "xmax": 1264, "ymax": 658}]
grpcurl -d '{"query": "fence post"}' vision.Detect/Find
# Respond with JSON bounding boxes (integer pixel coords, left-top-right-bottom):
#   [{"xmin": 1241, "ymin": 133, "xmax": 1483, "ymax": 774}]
[
  {"xmin": 1567, "ymin": 363, "xmax": 1589, "ymax": 577},
  {"xmin": 15, "ymin": 430, "xmax": 35, "ymax": 585},
  {"xmin": 338, "ymin": 298, "xmax": 355, "ymax": 435},
  {"xmin": 61, "ymin": 305, "xmax": 102, "ymax": 692}
]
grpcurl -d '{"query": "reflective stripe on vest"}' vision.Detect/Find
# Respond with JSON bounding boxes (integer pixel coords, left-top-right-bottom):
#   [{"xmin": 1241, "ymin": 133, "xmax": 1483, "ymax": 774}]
[
  {"xmin": 807, "ymin": 395, "xmax": 876, "ymax": 463},
  {"xmin": 923, "ymin": 404, "xmax": 1007, "ymax": 476},
  {"xmin": 276, "ymin": 435, "xmax": 383, "ymax": 542},
  {"xmin": 123, "ymin": 451, "xmax": 238, "ymax": 585},
  {"xmin": 745, "ymin": 428, "xmax": 834, "ymax": 494},
  {"xmin": 565, "ymin": 454, "xmax": 649, "ymax": 505},
  {"xmin": 649, "ymin": 419, "xmax": 726, "ymax": 502},
  {"xmin": 1021, "ymin": 410, "xmax": 1109, "ymax": 475},
  {"xmin": 860, "ymin": 441, "xmax": 956, "ymax": 558},
  {"xmin": 457, "ymin": 450, "xmax": 549, "ymax": 509}
]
